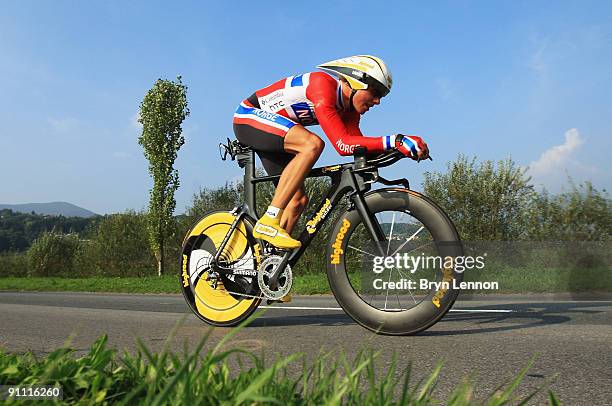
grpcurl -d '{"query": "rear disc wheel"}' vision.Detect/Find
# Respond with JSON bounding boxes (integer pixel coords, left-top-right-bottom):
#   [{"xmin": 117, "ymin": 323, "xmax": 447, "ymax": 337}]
[{"xmin": 180, "ymin": 211, "xmax": 262, "ymax": 326}]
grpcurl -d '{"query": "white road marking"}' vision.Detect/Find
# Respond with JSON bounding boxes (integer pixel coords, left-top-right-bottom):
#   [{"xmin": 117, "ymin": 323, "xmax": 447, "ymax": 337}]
[
  {"xmin": 261, "ymin": 305, "xmax": 514, "ymax": 313},
  {"xmin": 450, "ymin": 309, "xmax": 515, "ymax": 313},
  {"xmin": 261, "ymin": 306, "xmax": 343, "ymax": 311}
]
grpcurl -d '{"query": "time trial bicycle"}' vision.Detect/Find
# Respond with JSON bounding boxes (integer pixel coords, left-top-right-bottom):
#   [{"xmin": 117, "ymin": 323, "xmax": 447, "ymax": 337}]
[{"xmin": 180, "ymin": 139, "xmax": 463, "ymax": 335}]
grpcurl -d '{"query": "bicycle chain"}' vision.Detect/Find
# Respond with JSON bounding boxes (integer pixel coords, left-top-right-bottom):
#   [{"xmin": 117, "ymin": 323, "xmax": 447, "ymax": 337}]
[
  {"xmin": 222, "ymin": 289, "xmax": 274, "ymax": 301},
  {"xmin": 199, "ymin": 256, "xmax": 289, "ymax": 301}
]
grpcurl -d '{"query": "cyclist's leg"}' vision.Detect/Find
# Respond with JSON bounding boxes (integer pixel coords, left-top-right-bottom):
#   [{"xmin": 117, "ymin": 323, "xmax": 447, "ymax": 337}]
[
  {"xmin": 257, "ymin": 152, "xmax": 308, "ymax": 234},
  {"xmin": 281, "ymin": 186, "xmax": 308, "ymax": 234},
  {"xmin": 257, "ymin": 126, "xmax": 322, "ymax": 236},
  {"xmin": 270, "ymin": 125, "xmax": 324, "ymax": 209},
  {"xmin": 257, "ymin": 151, "xmax": 310, "ymax": 234},
  {"xmin": 233, "ymin": 101, "xmax": 307, "ymax": 249}
]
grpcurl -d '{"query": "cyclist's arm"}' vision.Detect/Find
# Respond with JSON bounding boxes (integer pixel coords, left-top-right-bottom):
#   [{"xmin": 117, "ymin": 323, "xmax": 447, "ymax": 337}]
[
  {"xmin": 307, "ymin": 72, "xmax": 393, "ymax": 156},
  {"xmin": 343, "ymin": 110, "xmax": 363, "ymax": 137}
]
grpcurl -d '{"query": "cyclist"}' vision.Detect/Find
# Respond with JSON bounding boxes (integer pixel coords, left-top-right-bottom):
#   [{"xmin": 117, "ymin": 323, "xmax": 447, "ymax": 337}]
[{"xmin": 233, "ymin": 55, "xmax": 429, "ymax": 250}]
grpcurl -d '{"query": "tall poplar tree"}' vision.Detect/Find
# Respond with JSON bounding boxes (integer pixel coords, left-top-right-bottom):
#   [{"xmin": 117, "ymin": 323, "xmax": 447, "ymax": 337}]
[{"xmin": 138, "ymin": 76, "xmax": 189, "ymax": 276}]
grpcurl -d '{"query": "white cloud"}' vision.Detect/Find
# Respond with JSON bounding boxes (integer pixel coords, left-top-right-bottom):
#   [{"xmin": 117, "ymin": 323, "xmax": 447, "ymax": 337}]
[
  {"xmin": 48, "ymin": 117, "xmax": 81, "ymax": 133},
  {"xmin": 527, "ymin": 128, "xmax": 584, "ymax": 177},
  {"xmin": 524, "ymin": 128, "xmax": 606, "ymax": 191}
]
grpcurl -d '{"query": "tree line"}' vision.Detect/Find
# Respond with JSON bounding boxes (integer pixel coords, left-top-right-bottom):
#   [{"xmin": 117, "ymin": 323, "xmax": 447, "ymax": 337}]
[
  {"xmin": 0, "ymin": 154, "xmax": 610, "ymax": 278},
  {"xmin": 423, "ymin": 154, "xmax": 611, "ymax": 241},
  {"xmin": 0, "ymin": 209, "xmax": 95, "ymax": 252}
]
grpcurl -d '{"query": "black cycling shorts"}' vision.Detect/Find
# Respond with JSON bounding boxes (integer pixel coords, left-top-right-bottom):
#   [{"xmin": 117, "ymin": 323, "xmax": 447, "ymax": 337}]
[{"xmin": 233, "ymin": 93, "xmax": 297, "ymax": 185}]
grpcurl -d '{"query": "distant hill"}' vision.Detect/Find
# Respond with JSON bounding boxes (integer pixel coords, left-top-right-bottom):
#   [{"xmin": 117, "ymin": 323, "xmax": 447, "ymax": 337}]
[{"xmin": 0, "ymin": 202, "xmax": 98, "ymax": 218}]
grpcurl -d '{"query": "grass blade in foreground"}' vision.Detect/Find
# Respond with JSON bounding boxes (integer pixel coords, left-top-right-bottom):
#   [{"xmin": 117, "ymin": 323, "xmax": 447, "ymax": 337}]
[{"xmin": 0, "ymin": 322, "xmax": 559, "ymax": 404}]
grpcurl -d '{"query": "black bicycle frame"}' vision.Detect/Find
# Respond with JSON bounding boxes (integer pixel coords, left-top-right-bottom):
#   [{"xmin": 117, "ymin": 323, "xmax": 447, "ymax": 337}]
[{"xmin": 215, "ymin": 143, "xmax": 411, "ymax": 286}]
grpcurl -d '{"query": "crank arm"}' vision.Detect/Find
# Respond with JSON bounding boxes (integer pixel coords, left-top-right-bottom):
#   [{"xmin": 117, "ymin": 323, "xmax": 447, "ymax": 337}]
[{"xmin": 267, "ymin": 251, "xmax": 292, "ymax": 288}]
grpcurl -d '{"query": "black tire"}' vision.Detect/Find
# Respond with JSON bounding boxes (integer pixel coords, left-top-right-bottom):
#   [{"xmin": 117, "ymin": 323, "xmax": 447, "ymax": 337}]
[
  {"xmin": 180, "ymin": 210, "xmax": 262, "ymax": 327},
  {"xmin": 326, "ymin": 188, "xmax": 463, "ymax": 335}
]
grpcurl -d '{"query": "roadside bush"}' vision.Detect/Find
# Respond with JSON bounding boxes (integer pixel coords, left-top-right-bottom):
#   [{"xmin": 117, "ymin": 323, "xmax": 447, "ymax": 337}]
[
  {"xmin": 186, "ymin": 182, "xmax": 243, "ymax": 222},
  {"xmin": 27, "ymin": 232, "xmax": 81, "ymax": 277},
  {"xmin": 76, "ymin": 211, "xmax": 154, "ymax": 277},
  {"xmin": 423, "ymin": 154, "xmax": 534, "ymax": 240},
  {"xmin": 0, "ymin": 252, "xmax": 28, "ymax": 277},
  {"xmin": 423, "ymin": 155, "xmax": 612, "ymax": 242},
  {"xmin": 525, "ymin": 180, "xmax": 612, "ymax": 241}
]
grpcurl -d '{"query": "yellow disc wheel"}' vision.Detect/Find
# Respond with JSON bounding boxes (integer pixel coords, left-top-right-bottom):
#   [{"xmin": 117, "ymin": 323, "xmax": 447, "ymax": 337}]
[{"xmin": 180, "ymin": 211, "xmax": 262, "ymax": 326}]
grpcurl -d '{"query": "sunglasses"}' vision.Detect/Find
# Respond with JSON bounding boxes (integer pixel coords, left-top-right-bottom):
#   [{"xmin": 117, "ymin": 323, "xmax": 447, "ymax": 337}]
[{"xmin": 363, "ymin": 75, "xmax": 390, "ymax": 98}]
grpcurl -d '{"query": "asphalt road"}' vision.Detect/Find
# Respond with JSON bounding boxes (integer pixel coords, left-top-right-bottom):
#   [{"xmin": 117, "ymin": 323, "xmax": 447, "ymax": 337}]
[{"xmin": 1, "ymin": 292, "xmax": 610, "ymax": 404}]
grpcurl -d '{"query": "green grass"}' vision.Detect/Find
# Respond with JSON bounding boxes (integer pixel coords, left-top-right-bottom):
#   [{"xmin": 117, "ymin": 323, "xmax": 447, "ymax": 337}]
[
  {"xmin": 0, "ymin": 274, "xmax": 335, "ymax": 295},
  {"xmin": 461, "ymin": 265, "xmax": 612, "ymax": 293},
  {"xmin": 292, "ymin": 273, "xmax": 331, "ymax": 294},
  {"xmin": 0, "ymin": 314, "xmax": 559, "ymax": 405},
  {"xmin": 0, "ymin": 265, "xmax": 610, "ymax": 295},
  {"xmin": 0, "ymin": 275, "xmax": 182, "ymax": 294}
]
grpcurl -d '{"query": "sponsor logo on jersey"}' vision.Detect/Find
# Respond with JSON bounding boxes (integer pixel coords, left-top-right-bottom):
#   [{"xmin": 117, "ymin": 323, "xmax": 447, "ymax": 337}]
[
  {"xmin": 291, "ymin": 102, "xmax": 317, "ymax": 126},
  {"xmin": 268, "ymin": 101, "xmax": 285, "ymax": 111},
  {"xmin": 253, "ymin": 110, "xmax": 278, "ymax": 121},
  {"xmin": 335, "ymin": 139, "xmax": 356, "ymax": 154},
  {"xmin": 306, "ymin": 198, "xmax": 332, "ymax": 234},
  {"xmin": 260, "ymin": 91, "xmax": 283, "ymax": 105},
  {"xmin": 260, "ymin": 91, "xmax": 285, "ymax": 112},
  {"xmin": 330, "ymin": 219, "xmax": 351, "ymax": 264}
]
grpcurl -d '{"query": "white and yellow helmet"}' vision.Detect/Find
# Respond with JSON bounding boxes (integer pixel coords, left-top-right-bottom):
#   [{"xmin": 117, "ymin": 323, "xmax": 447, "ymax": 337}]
[{"xmin": 318, "ymin": 55, "xmax": 393, "ymax": 97}]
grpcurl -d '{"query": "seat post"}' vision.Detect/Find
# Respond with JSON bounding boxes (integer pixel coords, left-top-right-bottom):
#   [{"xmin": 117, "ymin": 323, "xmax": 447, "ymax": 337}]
[{"xmin": 240, "ymin": 149, "xmax": 258, "ymax": 219}]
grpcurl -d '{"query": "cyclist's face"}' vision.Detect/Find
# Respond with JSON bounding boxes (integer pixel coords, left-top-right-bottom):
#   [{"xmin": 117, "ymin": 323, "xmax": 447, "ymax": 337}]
[{"xmin": 353, "ymin": 88, "xmax": 382, "ymax": 114}]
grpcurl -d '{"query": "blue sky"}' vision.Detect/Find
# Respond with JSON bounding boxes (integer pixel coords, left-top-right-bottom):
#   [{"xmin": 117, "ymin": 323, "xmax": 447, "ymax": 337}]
[{"xmin": 1, "ymin": 1, "xmax": 611, "ymax": 214}]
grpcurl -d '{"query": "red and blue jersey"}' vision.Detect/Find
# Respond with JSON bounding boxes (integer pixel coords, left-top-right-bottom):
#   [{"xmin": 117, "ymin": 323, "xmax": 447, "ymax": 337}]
[{"xmin": 233, "ymin": 71, "xmax": 393, "ymax": 156}]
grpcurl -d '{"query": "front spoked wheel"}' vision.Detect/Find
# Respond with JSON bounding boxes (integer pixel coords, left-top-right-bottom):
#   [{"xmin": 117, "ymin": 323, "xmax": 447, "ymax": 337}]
[{"xmin": 327, "ymin": 189, "xmax": 463, "ymax": 335}]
